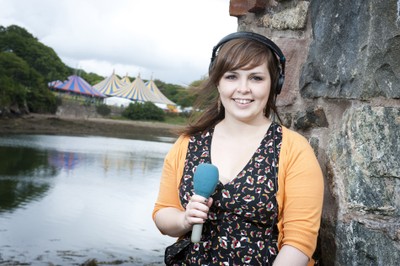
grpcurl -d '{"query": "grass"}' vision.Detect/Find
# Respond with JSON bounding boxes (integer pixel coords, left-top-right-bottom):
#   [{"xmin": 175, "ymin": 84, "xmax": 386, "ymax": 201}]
[
  {"xmin": 106, "ymin": 113, "xmax": 190, "ymax": 126},
  {"xmin": 57, "ymin": 94, "xmax": 192, "ymax": 126},
  {"xmin": 164, "ymin": 113, "xmax": 190, "ymax": 125}
]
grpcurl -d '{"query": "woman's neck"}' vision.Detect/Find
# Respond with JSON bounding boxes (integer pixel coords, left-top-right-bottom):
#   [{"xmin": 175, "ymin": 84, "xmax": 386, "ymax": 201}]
[{"xmin": 216, "ymin": 117, "xmax": 272, "ymax": 138}]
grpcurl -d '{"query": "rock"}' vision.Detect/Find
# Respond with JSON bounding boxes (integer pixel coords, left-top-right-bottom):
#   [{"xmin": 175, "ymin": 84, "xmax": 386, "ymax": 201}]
[
  {"xmin": 261, "ymin": 1, "xmax": 310, "ymax": 30},
  {"xmin": 229, "ymin": 0, "xmax": 270, "ymax": 16},
  {"xmin": 300, "ymin": 0, "xmax": 400, "ymax": 99},
  {"xmin": 229, "ymin": 0, "xmax": 400, "ymax": 264},
  {"xmin": 294, "ymin": 106, "xmax": 329, "ymax": 129},
  {"xmin": 81, "ymin": 259, "xmax": 98, "ymax": 266},
  {"xmin": 327, "ymin": 105, "xmax": 400, "ymax": 264}
]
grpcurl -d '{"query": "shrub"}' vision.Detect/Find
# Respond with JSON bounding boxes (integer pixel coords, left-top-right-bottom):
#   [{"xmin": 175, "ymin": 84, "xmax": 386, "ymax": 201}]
[
  {"xmin": 122, "ymin": 102, "xmax": 165, "ymax": 121},
  {"xmin": 96, "ymin": 104, "xmax": 111, "ymax": 117}
]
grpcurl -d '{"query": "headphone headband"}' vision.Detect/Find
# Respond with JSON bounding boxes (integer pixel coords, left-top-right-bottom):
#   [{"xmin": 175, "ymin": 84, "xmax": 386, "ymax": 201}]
[{"xmin": 209, "ymin": 31, "xmax": 286, "ymax": 94}]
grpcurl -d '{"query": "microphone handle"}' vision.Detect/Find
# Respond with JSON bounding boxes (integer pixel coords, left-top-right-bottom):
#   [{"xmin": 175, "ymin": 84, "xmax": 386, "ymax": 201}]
[{"xmin": 191, "ymin": 223, "xmax": 203, "ymax": 243}]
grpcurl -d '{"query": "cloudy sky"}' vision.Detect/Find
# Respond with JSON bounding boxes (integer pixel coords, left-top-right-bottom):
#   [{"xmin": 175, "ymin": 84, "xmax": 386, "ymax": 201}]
[{"xmin": 0, "ymin": 0, "xmax": 237, "ymax": 86}]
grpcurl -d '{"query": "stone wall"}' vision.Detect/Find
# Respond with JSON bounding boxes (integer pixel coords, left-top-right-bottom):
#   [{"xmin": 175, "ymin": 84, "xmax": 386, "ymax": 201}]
[
  {"xmin": 229, "ymin": 0, "xmax": 400, "ymax": 265},
  {"xmin": 56, "ymin": 97, "xmax": 123, "ymax": 119}
]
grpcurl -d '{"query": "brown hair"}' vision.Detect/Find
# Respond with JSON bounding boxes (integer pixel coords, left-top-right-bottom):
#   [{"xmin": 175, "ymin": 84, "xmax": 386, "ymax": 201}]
[{"xmin": 181, "ymin": 38, "xmax": 281, "ymax": 136}]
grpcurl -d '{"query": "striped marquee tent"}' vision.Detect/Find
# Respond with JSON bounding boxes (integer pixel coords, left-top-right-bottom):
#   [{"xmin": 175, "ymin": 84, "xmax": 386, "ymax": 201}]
[
  {"xmin": 120, "ymin": 73, "xmax": 131, "ymax": 85},
  {"xmin": 111, "ymin": 75, "xmax": 160, "ymax": 103},
  {"xmin": 146, "ymin": 79, "xmax": 176, "ymax": 106},
  {"xmin": 93, "ymin": 71, "xmax": 126, "ymax": 96},
  {"xmin": 48, "ymin": 80, "xmax": 63, "ymax": 88},
  {"xmin": 55, "ymin": 75, "xmax": 105, "ymax": 98}
]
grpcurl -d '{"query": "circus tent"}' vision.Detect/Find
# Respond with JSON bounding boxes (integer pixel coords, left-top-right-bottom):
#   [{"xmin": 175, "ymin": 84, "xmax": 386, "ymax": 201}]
[
  {"xmin": 120, "ymin": 74, "xmax": 131, "ymax": 85},
  {"xmin": 93, "ymin": 71, "xmax": 126, "ymax": 96},
  {"xmin": 55, "ymin": 75, "xmax": 105, "ymax": 98},
  {"xmin": 146, "ymin": 79, "xmax": 176, "ymax": 106},
  {"xmin": 48, "ymin": 80, "xmax": 63, "ymax": 88},
  {"xmin": 111, "ymin": 74, "xmax": 160, "ymax": 103}
]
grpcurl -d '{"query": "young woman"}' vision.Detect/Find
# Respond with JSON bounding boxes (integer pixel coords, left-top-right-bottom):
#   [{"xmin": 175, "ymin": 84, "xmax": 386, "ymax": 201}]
[{"xmin": 152, "ymin": 32, "xmax": 324, "ymax": 266}]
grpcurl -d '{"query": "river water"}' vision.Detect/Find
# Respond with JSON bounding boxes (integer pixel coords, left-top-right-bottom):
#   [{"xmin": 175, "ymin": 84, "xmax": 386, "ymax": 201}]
[{"xmin": 0, "ymin": 134, "xmax": 178, "ymax": 265}]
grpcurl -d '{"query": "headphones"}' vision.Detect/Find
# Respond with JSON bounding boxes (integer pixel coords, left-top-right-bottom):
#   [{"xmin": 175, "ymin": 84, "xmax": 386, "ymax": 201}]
[{"xmin": 209, "ymin": 31, "xmax": 286, "ymax": 95}]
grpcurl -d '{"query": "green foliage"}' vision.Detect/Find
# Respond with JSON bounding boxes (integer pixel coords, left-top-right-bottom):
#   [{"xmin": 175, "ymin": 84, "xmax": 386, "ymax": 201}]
[
  {"xmin": 0, "ymin": 25, "xmax": 67, "ymax": 115},
  {"xmin": 0, "ymin": 52, "xmax": 29, "ymax": 107},
  {"xmin": 0, "ymin": 51, "xmax": 57, "ymax": 113},
  {"xmin": 164, "ymin": 112, "xmax": 189, "ymax": 125},
  {"xmin": 153, "ymin": 79, "xmax": 198, "ymax": 108},
  {"xmin": 0, "ymin": 25, "xmax": 71, "ymax": 81},
  {"xmin": 79, "ymin": 70, "xmax": 104, "ymax": 86},
  {"xmin": 96, "ymin": 104, "xmax": 111, "ymax": 117},
  {"xmin": 122, "ymin": 102, "xmax": 165, "ymax": 121}
]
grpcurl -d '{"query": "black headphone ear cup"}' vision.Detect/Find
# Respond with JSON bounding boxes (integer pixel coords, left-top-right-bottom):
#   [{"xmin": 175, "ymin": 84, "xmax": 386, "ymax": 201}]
[{"xmin": 276, "ymin": 74, "xmax": 284, "ymax": 95}]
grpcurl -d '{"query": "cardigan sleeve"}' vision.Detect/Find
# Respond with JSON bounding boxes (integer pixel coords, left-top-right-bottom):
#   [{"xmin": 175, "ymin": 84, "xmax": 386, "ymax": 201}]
[
  {"xmin": 276, "ymin": 127, "xmax": 324, "ymax": 260},
  {"xmin": 152, "ymin": 135, "xmax": 189, "ymax": 221}
]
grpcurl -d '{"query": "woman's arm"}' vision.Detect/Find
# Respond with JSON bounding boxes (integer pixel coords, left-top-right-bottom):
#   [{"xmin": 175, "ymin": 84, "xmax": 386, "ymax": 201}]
[
  {"xmin": 273, "ymin": 245, "xmax": 309, "ymax": 266},
  {"xmin": 154, "ymin": 195, "xmax": 213, "ymax": 237},
  {"xmin": 152, "ymin": 136, "xmax": 189, "ymax": 233},
  {"xmin": 276, "ymin": 128, "xmax": 324, "ymax": 261},
  {"xmin": 154, "ymin": 207, "xmax": 190, "ymax": 237}
]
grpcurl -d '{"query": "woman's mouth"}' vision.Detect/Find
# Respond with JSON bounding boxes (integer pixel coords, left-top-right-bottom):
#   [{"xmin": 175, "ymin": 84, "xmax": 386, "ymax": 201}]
[{"xmin": 233, "ymin": 98, "xmax": 253, "ymax": 104}]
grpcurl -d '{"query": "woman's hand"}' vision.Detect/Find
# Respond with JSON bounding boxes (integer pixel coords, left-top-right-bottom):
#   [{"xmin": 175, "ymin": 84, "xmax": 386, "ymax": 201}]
[
  {"xmin": 154, "ymin": 195, "xmax": 213, "ymax": 237},
  {"xmin": 182, "ymin": 195, "xmax": 213, "ymax": 231}
]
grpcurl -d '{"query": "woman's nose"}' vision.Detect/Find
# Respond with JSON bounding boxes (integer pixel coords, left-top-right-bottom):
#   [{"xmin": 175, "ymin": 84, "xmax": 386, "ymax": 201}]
[{"xmin": 236, "ymin": 79, "xmax": 250, "ymax": 93}]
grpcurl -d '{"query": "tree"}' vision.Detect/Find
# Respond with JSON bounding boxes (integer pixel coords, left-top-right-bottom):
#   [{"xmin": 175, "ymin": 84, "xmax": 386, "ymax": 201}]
[
  {"xmin": 0, "ymin": 25, "xmax": 71, "ymax": 81},
  {"xmin": 0, "ymin": 51, "xmax": 57, "ymax": 114},
  {"xmin": 0, "ymin": 25, "xmax": 67, "ymax": 115}
]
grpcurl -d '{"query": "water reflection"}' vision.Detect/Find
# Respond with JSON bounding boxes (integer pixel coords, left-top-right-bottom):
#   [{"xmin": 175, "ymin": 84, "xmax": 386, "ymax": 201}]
[
  {"xmin": 0, "ymin": 146, "xmax": 58, "ymax": 213},
  {"xmin": 0, "ymin": 179, "xmax": 51, "ymax": 213},
  {"xmin": 0, "ymin": 146, "xmax": 57, "ymax": 176},
  {"xmin": 48, "ymin": 151, "xmax": 82, "ymax": 171},
  {"xmin": 0, "ymin": 134, "xmax": 175, "ymax": 265}
]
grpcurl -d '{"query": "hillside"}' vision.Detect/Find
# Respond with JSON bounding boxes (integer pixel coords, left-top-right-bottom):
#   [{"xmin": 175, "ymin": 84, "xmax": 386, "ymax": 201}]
[
  {"xmin": 0, "ymin": 25, "xmax": 105, "ymax": 116},
  {"xmin": 0, "ymin": 25, "xmax": 196, "ymax": 118}
]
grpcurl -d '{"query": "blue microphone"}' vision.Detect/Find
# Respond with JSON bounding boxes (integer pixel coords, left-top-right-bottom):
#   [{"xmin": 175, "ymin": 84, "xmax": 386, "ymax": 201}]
[{"xmin": 191, "ymin": 163, "xmax": 219, "ymax": 243}]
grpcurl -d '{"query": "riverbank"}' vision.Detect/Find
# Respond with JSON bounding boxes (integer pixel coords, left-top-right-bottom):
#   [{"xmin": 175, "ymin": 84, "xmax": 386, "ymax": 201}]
[{"xmin": 0, "ymin": 114, "xmax": 183, "ymax": 141}]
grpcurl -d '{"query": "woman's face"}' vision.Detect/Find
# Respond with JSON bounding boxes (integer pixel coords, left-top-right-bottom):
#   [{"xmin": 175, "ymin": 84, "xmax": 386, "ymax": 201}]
[{"xmin": 218, "ymin": 63, "xmax": 271, "ymax": 124}]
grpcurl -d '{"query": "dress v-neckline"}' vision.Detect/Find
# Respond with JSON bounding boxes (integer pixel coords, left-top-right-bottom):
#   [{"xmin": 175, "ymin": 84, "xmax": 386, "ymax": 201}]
[{"xmin": 209, "ymin": 123, "xmax": 274, "ymax": 186}]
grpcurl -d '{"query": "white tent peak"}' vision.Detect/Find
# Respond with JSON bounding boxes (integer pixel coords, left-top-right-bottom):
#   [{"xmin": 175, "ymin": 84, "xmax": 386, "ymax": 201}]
[
  {"xmin": 111, "ymin": 74, "xmax": 159, "ymax": 103},
  {"xmin": 93, "ymin": 72, "xmax": 126, "ymax": 96},
  {"xmin": 145, "ymin": 79, "xmax": 176, "ymax": 106}
]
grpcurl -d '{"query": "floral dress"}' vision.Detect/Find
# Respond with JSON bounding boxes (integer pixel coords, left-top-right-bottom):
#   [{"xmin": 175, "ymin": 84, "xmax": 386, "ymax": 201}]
[{"xmin": 178, "ymin": 123, "xmax": 283, "ymax": 266}]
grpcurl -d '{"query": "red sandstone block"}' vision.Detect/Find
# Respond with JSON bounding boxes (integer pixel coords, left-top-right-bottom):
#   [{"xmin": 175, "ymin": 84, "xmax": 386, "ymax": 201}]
[{"xmin": 229, "ymin": 0, "xmax": 269, "ymax": 16}]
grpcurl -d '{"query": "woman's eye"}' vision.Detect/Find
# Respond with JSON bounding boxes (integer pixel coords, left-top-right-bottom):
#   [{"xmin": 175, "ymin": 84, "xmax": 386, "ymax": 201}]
[
  {"xmin": 224, "ymin": 74, "xmax": 237, "ymax": 80},
  {"xmin": 251, "ymin": 76, "xmax": 263, "ymax": 81}
]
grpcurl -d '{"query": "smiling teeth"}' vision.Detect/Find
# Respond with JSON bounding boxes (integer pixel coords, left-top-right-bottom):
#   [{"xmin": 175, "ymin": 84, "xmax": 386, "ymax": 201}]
[{"xmin": 235, "ymin": 99, "xmax": 252, "ymax": 104}]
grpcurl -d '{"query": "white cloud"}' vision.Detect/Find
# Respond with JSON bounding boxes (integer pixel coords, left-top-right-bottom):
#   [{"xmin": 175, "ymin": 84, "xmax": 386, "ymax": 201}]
[{"xmin": 0, "ymin": 0, "xmax": 237, "ymax": 85}]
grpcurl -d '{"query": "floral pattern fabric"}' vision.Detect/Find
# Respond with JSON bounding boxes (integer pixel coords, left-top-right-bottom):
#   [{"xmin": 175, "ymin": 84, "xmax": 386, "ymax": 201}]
[{"xmin": 178, "ymin": 123, "xmax": 283, "ymax": 265}]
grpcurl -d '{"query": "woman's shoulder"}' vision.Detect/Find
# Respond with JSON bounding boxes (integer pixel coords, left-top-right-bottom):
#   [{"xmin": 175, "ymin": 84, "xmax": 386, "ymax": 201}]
[
  {"xmin": 281, "ymin": 125, "xmax": 310, "ymax": 146},
  {"xmin": 174, "ymin": 134, "xmax": 190, "ymax": 145},
  {"xmin": 280, "ymin": 125, "xmax": 315, "ymax": 158},
  {"xmin": 166, "ymin": 135, "xmax": 190, "ymax": 158}
]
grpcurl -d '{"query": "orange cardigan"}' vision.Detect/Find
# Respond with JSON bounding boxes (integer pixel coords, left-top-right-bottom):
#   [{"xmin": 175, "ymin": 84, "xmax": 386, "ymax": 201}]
[{"xmin": 152, "ymin": 126, "xmax": 324, "ymax": 263}]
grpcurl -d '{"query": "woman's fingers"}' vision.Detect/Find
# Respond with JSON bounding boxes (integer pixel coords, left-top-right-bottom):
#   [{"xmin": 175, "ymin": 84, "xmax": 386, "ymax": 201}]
[
  {"xmin": 191, "ymin": 194, "xmax": 209, "ymax": 203},
  {"xmin": 184, "ymin": 195, "xmax": 212, "ymax": 226}
]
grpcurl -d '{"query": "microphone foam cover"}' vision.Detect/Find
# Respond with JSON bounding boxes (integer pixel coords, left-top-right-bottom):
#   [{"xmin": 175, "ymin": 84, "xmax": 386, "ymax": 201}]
[{"xmin": 193, "ymin": 163, "xmax": 219, "ymax": 198}]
